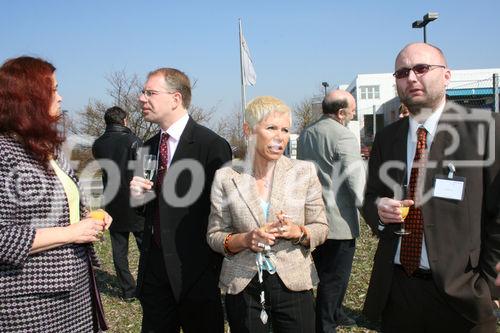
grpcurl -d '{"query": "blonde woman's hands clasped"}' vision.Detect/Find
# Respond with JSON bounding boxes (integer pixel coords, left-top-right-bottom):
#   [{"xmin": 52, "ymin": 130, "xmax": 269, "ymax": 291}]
[
  {"xmin": 266, "ymin": 211, "xmax": 302, "ymax": 240},
  {"xmin": 245, "ymin": 227, "xmax": 276, "ymax": 253}
]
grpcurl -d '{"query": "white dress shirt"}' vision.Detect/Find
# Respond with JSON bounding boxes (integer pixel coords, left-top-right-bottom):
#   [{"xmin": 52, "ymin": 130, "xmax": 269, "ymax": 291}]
[
  {"xmin": 158, "ymin": 113, "xmax": 189, "ymax": 168},
  {"xmin": 393, "ymin": 101, "xmax": 445, "ymax": 270}
]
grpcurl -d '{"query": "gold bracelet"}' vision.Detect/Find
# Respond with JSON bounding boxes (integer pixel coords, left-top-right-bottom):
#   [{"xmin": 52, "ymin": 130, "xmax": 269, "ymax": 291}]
[{"xmin": 223, "ymin": 233, "xmax": 235, "ymax": 254}]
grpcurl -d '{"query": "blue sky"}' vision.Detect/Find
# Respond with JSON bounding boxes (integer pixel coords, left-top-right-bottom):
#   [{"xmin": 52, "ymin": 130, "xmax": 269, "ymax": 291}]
[{"xmin": 1, "ymin": 0, "xmax": 499, "ymax": 120}]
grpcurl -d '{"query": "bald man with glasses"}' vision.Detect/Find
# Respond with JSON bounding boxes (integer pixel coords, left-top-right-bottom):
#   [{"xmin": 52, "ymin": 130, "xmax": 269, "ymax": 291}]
[{"xmin": 362, "ymin": 43, "xmax": 500, "ymax": 332}]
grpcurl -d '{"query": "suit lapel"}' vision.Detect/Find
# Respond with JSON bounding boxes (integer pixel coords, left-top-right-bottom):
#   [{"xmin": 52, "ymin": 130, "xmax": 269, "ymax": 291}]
[
  {"xmin": 148, "ymin": 132, "xmax": 161, "ymax": 158},
  {"xmin": 268, "ymin": 156, "xmax": 292, "ymax": 223},
  {"xmin": 425, "ymin": 105, "xmax": 457, "ymax": 192},
  {"xmin": 170, "ymin": 117, "xmax": 195, "ymax": 164},
  {"xmin": 391, "ymin": 118, "xmax": 410, "ymax": 183},
  {"xmin": 231, "ymin": 166, "xmax": 264, "ymax": 227}
]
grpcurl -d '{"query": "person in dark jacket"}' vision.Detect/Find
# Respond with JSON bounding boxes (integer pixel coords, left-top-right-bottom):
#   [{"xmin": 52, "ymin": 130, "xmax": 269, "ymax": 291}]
[{"xmin": 92, "ymin": 106, "xmax": 144, "ymax": 301}]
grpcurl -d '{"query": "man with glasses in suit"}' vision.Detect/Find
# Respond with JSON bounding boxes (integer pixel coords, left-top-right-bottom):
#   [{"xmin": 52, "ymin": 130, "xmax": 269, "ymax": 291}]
[
  {"xmin": 362, "ymin": 43, "xmax": 500, "ymax": 332},
  {"xmin": 130, "ymin": 68, "xmax": 232, "ymax": 333}
]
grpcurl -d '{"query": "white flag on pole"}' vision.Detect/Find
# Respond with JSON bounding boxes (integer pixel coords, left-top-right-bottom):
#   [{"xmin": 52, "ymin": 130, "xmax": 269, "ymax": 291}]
[{"xmin": 241, "ymin": 34, "xmax": 257, "ymax": 86}]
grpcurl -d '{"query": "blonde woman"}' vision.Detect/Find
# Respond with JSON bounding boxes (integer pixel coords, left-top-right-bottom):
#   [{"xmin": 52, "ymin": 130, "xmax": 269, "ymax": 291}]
[{"xmin": 207, "ymin": 96, "xmax": 328, "ymax": 333}]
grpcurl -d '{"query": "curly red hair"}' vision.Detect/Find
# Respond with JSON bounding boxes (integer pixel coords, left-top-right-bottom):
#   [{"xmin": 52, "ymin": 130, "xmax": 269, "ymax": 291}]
[{"xmin": 0, "ymin": 56, "xmax": 64, "ymax": 165}]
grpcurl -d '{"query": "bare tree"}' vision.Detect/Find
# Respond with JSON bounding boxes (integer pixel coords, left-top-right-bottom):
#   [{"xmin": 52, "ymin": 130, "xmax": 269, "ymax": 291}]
[
  {"xmin": 73, "ymin": 70, "xmax": 218, "ymax": 174},
  {"xmin": 293, "ymin": 97, "xmax": 321, "ymax": 133},
  {"xmin": 189, "ymin": 104, "xmax": 214, "ymax": 126},
  {"xmin": 77, "ymin": 100, "xmax": 108, "ymax": 138},
  {"xmin": 213, "ymin": 104, "xmax": 245, "ymax": 158},
  {"xmin": 77, "ymin": 70, "xmax": 157, "ymax": 141},
  {"xmin": 77, "ymin": 70, "xmax": 215, "ymax": 142}
]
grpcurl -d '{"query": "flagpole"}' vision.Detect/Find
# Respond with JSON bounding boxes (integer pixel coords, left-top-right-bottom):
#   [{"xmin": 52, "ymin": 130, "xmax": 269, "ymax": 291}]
[{"xmin": 238, "ymin": 18, "xmax": 246, "ymax": 124}]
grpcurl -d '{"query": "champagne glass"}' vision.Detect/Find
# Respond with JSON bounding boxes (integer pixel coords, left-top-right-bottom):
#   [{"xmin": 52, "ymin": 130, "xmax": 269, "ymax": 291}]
[
  {"xmin": 143, "ymin": 154, "xmax": 157, "ymax": 192},
  {"xmin": 395, "ymin": 184, "xmax": 411, "ymax": 236}
]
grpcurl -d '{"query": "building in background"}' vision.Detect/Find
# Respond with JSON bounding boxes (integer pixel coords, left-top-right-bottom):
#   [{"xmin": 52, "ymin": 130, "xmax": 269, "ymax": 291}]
[{"xmin": 284, "ymin": 133, "xmax": 299, "ymax": 159}]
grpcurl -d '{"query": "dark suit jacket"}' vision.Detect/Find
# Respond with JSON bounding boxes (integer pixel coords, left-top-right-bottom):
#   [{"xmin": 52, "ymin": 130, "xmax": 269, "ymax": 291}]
[
  {"xmin": 92, "ymin": 124, "xmax": 144, "ymax": 232},
  {"xmin": 136, "ymin": 117, "xmax": 232, "ymax": 302},
  {"xmin": 362, "ymin": 102, "xmax": 500, "ymax": 326}
]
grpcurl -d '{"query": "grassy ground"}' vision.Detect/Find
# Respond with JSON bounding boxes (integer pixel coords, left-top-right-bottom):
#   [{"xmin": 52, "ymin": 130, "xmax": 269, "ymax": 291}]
[
  {"xmin": 94, "ymin": 236, "xmax": 143, "ymax": 333},
  {"xmin": 94, "ymin": 222, "xmax": 499, "ymax": 333}
]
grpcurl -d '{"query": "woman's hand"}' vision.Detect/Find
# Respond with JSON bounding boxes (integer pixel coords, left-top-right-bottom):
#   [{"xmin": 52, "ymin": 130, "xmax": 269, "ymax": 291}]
[
  {"xmin": 30, "ymin": 215, "xmax": 109, "ymax": 254},
  {"xmin": 267, "ymin": 212, "xmax": 302, "ymax": 240},
  {"xmin": 86, "ymin": 209, "xmax": 113, "ymax": 231},
  {"xmin": 103, "ymin": 211, "xmax": 112, "ymax": 230},
  {"xmin": 67, "ymin": 217, "xmax": 107, "ymax": 244},
  {"xmin": 244, "ymin": 228, "xmax": 276, "ymax": 252}
]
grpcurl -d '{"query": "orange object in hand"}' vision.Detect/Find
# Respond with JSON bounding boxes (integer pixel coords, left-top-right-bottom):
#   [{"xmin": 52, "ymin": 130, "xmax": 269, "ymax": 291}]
[{"xmin": 89, "ymin": 209, "xmax": 105, "ymax": 221}]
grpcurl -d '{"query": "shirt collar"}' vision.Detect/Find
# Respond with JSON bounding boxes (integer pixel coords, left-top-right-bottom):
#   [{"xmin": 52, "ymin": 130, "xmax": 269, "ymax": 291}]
[
  {"xmin": 408, "ymin": 100, "xmax": 445, "ymax": 142},
  {"xmin": 160, "ymin": 113, "xmax": 189, "ymax": 142}
]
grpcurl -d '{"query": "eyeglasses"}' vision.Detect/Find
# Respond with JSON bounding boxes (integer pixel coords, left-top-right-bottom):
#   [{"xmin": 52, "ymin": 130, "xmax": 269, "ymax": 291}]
[
  {"xmin": 141, "ymin": 89, "xmax": 176, "ymax": 98},
  {"xmin": 393, "ymin": 64, "xmax": 446, "ymax": 79}
]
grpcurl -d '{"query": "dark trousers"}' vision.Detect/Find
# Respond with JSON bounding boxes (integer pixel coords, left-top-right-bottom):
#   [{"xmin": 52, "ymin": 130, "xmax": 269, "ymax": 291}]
[
  {"xmin": 225, "ymin": 272, "xmax": 315, "ymax": 333},
  {"xmin": 110, "ymin": 230, "xmax": 143, "ymax": 298},
  {"xmin": 381, "ymin": 265, "xmax": 495, "ymax": 333},
  {"xmin": 139, "ymin": 243, "xmax": 224, "ymax": 333},
  {"xmin": 313, "ymin": 239, "xmax": 356, "ymax": 333}
]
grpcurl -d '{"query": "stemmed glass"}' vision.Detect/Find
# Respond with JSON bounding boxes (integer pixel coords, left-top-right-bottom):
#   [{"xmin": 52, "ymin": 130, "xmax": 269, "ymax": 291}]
[
  {"xmin": 142, "ymin": 154, "xmax": 157, "ymax": 192},
  {"xmin": 394, "ymin": 184, "xmax": 411, "ymax": 236}
]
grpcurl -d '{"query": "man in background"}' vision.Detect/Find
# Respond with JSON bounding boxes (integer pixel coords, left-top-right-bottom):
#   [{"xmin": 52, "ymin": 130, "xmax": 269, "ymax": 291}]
[
  {"xmin": 93, "ymin": 106, "xmax": 144, "ymax": 301},
  {"xmin": 298, "ymin": 89, "xmax": 366, "ymax": 332}
]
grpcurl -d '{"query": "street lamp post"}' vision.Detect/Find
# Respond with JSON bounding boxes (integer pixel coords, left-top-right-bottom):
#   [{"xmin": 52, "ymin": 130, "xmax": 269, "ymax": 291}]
[
  {"xmin": 321, "ymin": 81, "xmax": 329, "ymax": 97},
  {"xmin": 412, "ymin": 12, "xmax": 438, "ymax": 43}
]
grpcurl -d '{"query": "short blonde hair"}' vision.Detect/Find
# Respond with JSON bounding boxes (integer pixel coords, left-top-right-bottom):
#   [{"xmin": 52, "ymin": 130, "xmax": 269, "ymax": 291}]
[{"xmin": 245, "ymin": 96, "xmax": 292, "ymax": 129}]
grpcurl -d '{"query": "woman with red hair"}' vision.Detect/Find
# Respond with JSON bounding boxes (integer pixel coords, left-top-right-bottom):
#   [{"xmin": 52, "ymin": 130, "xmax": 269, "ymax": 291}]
[{"xmin": 0, "ymin": 56, "xmax": 111, "ymax": 332}]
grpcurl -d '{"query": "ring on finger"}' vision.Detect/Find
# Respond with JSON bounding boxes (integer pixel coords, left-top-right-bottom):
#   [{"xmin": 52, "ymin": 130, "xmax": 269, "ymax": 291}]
[{"xmin": 257, "ymin": 242, "xmax": 265, "ymax": 248}]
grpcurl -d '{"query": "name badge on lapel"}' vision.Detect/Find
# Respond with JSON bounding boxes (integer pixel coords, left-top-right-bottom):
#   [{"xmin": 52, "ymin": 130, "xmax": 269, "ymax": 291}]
[{"xmin": 432, "ymin": 163, "xmax": 465, "ymax": 201}]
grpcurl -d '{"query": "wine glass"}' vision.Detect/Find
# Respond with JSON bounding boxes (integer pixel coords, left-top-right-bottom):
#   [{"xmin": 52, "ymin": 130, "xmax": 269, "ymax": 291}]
[
  {"xmin": 395, "ymin": 184, "xmax": 411, "ymax": 236},
  {"xmin": 143, "ymin": 154, "xmax": 157, "ymax": 192}
]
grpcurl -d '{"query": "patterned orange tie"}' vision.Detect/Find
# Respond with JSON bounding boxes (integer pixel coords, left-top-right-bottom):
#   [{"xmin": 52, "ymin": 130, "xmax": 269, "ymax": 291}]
[
  {"xmin": 153, "ymin": 132, "xmax": 169, "ymax": 246},
  {"xmin": 400, "ymin": 127, "xmax": 427, "ymax": 275}
]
